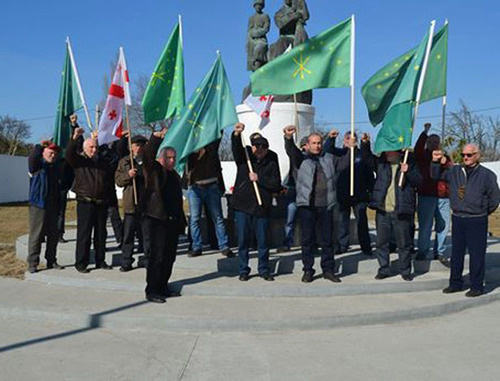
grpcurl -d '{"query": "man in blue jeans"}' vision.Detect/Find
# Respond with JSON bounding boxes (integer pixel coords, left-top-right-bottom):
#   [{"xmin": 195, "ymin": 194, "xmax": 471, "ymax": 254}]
[
  {"xmin": 231, "ymin": 123, "xmax": 281, "ymax": 281},
  {"xmin": 185, "ymin": 140, "xmax": 234, "ymax": 258},
  {"xmin": 414, "ymin": 123, "xmax": 453, "ymax": 265}
]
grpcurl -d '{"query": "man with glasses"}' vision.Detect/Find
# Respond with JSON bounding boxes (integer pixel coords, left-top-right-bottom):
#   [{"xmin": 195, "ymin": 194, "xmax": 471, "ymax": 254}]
[{"xmin": 432, "ymin": 144, "xmax": 500, "ymax": 297}]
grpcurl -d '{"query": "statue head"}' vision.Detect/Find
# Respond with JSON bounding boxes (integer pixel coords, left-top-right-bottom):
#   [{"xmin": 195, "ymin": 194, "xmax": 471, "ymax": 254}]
[
  {"xmin": 284, "ymin": 0, "xmax": 292, "ymax": 6},
  {"xmin": 253, "ymin": 0, "xmax": 265, "ymax": 12}
]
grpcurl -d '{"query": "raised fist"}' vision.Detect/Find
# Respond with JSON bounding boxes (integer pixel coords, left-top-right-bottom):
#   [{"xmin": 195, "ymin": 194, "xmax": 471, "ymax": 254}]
[
  {"xmin": 153, "ymin": 127, "xmax": 167, "ymax": 139},
  {"xmin": 283, "ymin": 125, "xmax": 297, "ymax": 139},
  {"xmin": 361, "ymin": 133, "xmax": 370, "ymax": 143},
  {"xmin": 424, "ymin": 123, "xmax": 431, "ymax": 133},
  {"xmin": 234, "ymin": 123, "xmax": 245, "ymax": 135},
  {"xmin": 73, "ymin": 127, "xmax": 84, "ymax": 140},
  {"xmin": 328, "ymin": 129, "xmax": 339, "ymax": 139},
  {"xmin": 432, "ymin": 150, "xmax": 443, "ymax": 162}
]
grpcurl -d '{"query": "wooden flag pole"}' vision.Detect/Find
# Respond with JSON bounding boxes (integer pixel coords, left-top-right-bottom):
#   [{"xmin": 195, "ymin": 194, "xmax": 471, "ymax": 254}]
[
  {"xmin": 240, "ymin": 132, "xmax": 263, "ymax": 206},
  {"xmin": 125, "ymin": 104, "xmax": 138, "ymax": 205},
  {"xmin": 293, "ymin": 93, "xmax": 300, "ymax": 143},
  {"xmin": 398, "ymin": 20, "xmax": 436, "ymax": 187},
  {"xmin": 441, "ymin": 95, "xmax": 447, "ymax": 142},
  {"xmin": 95, "ymin": 104, "xmax": 100, "ymax": 132},
  {"xmin": 349, "ymin": 15, "xmax": 356, "ymax": 197}
]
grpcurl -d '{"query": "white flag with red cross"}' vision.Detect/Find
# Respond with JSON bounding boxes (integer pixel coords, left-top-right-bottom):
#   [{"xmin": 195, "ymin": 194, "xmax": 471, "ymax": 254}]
[
  {"xmin": 98, "ymin": 47, "xmax": 131, "ymax": 145},
  {"xmin": 243, "ymin": 94, "xmax": 274, "ymax": 129}
]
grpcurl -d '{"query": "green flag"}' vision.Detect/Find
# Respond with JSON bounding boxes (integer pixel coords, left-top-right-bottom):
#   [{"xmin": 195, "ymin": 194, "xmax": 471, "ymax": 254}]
[
  {"xmin": 251, "ymin": 17, "xmax": 352, "ymax": 95},
  {"xmin": 53, "ymin": 43, "xmax": 83, "ymax": 151},
  {"xmin": 421, "ymin": 23, "xmax": 448, "ymax": 102},
  {"xmin": 158, "ymin": 54, "xmax": 238, "ymax": 172},
  {"xmin": 142, "ymin": 21, "xmax": 185, "ymax": 124},
  {"xmin": 373, "ymin": 102, "xmax": 414, "ymax": 153}
]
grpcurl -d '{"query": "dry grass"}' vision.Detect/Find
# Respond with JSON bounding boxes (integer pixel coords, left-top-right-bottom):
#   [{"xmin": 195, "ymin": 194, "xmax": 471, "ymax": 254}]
[{"xmin": 0, "ymin": 246, "xmax": 27, "ymax": 279}]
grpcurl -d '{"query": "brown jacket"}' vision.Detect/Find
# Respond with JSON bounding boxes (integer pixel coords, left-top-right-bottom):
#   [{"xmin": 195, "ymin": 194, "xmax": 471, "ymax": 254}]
[{"xmin": 115, "ymin": 155, "xmax": 145, "ymax": 214}]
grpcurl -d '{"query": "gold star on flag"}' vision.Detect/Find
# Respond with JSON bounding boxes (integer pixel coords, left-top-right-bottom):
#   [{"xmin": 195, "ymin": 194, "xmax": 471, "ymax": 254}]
[
  {"xmin": 336, "ymin": 59, "xmax": 342, "ymax": 65},
  {"xmin": 151, "ymin": 71, "xmax": 166, "ymax": 86},
  {"xmin": 376, "ymin": 85, "xmax": 382, "ymax": 89},
  {"xmin": 292, "ymin": 53, "xmax": 312, "ymax": 80},
  {"xmin": 436, "ymin": 54, "xmax": 442, "ymax": 60},
  {"xmin": 398, "ymin": 136, "xmax": 404, "ymax": 143},
  {"xmin": 414, "ymin": 65, "xmax": 420, "ymax": 71},
  {"xmin": 394, "ymin": 63, "xmax": 400, "ymax": 68},
  {"xmin": 188, "ymin": 104, "xmax": 194, "ymax": 109}
]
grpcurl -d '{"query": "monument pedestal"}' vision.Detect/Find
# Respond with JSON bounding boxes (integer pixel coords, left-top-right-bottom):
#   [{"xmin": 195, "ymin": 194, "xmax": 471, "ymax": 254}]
[{"xmin": 236, "ymin": 102, "xmax": 315, "ymax": 182}]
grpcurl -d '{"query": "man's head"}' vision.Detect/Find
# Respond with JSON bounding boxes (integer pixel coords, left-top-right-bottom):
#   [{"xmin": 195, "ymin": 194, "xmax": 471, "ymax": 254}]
[
  {"xmin": 42, "ymin": 143, "xmax": 59, "ymax": 163},
  {"xmin": 250, "ymin": 132, "xmax": 263, "ymax": 154},
  {"xmin": 252, "ymin": 137, "xmax": 269, "ymax": 159},
  {"xmin": 343, "ymin": 131, "xmax": 358, "ymax": 148},
  {"xmin": 131, "ymin": 135, "xmax": 147, "ymax": 157},
  {"xmin": 158, "ymin": 147, "xmax": 176, "ymax": 171},
  {"xmin": 254, "ymin": 0, "xmax": 264, "ymax": 12},
  {"xmin": 427, "ymin": 134, "xmax": 441, "ymax": 151},
  {"xmin": 461, "ymin": 143, "xmax": 480, "ymax": 167},
  {"xmin": 385, "ymin": 150, "xmax": 401, "ymax": 164},
  {"xmin": 83, "ymin": 138, "xmax": 98, "ymax": 158},
  {"xmin": 305, "ymin": 132, "xmax": 323, "ymax": 155}
]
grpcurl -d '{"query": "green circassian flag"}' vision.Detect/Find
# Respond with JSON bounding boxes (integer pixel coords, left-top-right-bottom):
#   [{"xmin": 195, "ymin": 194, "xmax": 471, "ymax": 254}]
[
  {"xmin": 361, "ymin": 23, "xmax": 448, "ymax": 153},
  {"xmin": 158, "ymin": 54, "xmax": 238, "ymax": 172},
  {"xmin": 142, "ymin": 21, "xmax": 185, "ymax": 124},
  {"xmin": 251, "ymin": 16, "xmax": 352, "ymax": 95},
  {"xmin": 53, "ymin": 42, "xmax": 83, "ymax": 151}
]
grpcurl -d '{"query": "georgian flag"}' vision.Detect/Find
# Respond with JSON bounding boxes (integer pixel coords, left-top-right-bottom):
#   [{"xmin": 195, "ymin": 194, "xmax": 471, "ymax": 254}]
[
  {"xmin": 243, "ymin": 94, "xmax": 274, "ymax": 129},
  {"xmin": 98, "ymin": 47, "xmax": 131, "ymax": 145}
]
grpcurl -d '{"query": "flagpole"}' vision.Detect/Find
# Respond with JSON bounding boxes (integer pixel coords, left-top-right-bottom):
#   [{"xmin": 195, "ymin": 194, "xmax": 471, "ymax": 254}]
[
  {"xmin": 349, "ymin": 15, "xmax": 356, "ymax": 197},
  {"xmin": 399, "ymin": 20, "xmax": 436, "ymax": 187},
  {"xmin": 66, "ymin": 37, "xmax": 93, "ymax": 132},
  {"xmin": 441, "ymin": 95, "xmax": 447, "ymax": 141},
  {"xmin": 240, "ymin": 132, "xmax": 263, "ymax": 206},
  {"xmin": 293, "ymin": 93, "xmax": 299, "ymax": 143},
  {"xmin": 95, "ymin": 104, "xmax": 99, "ymax": 127},
  {"xmin": 179, "ymin": 14, "xmax": 183, "ymax": 48}
]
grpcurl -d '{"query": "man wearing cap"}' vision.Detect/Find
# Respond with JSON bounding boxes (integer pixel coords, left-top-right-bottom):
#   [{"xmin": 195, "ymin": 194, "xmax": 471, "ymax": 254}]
[
  {"xmin": 66, "ymin": 127, "xmax": 113, "ymax": 273},
  {"xmin": 115, "ymin": 135, "xmax": 148, "ymax": 271},
  {"xmin": 27, "ymin": 141, "xmax": 65, "ymax": 273},
  {"xmin": 284, "ymin": 125, "xmax": 352, "ymax": 283},
  {"xmin": 185, "ymin": 139, "xmax": 234, "ymax": 258},
  {"xmin": 232, "ymin": 123, "xmax": 281, "ymax": 281},
  {"xmin": 432, "ymin": 144, "xmax": 500, "ymax": 297}
]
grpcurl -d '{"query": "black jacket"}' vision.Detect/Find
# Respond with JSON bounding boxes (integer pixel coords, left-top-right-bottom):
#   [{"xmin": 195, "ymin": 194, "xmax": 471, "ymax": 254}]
[
  {"xmin": 323, "ymin": 138, "xmax": 375, "ymax": 204},
  {"xmin": 231, "ymin": 132, "xmax": 281, "ymax": 217},
  {"xmin": 431, "ymin": 162, "xmax": 500, "ymax": 217}
]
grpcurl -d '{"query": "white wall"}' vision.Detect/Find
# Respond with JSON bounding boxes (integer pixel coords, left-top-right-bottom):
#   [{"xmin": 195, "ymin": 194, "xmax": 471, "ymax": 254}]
[{"xmin": 0, "ymin": 154, "xmax": 29, "ymax": 203}]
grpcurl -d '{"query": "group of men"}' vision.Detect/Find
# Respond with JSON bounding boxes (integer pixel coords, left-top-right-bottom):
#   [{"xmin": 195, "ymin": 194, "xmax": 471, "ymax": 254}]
[{"xmin": 27, "ymin": 117, "xmax": 500, "ymax": 303}]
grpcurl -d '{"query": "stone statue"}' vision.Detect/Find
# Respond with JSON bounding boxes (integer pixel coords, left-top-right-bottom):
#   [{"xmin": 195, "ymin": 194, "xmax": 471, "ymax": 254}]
[{"xmin": 246, "ymin": 0, "xmax": 270, "ymax": 72}]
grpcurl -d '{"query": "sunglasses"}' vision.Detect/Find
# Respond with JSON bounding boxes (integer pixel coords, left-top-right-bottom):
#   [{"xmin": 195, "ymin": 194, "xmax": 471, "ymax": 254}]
[{"xmin": 460, "ymin": 152, "xmax": 478, "ymax": 158}]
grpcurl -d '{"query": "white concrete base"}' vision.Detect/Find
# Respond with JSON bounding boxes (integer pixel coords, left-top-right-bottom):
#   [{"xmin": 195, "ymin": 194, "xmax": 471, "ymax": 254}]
[{"xmin": 236, "ymin": 102, "xmax": 315, "ymax": 182}]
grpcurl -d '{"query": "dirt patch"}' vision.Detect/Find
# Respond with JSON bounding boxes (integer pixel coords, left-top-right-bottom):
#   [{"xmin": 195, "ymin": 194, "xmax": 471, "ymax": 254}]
[{"xmin": 0, "ymin": 246, "xmax": 26, "ymax": 279}]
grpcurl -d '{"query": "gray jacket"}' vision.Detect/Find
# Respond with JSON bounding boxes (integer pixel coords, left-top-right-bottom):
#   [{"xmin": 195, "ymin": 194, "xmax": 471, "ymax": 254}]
[
  {"xmin": 285, "ymin": 137, "xmax": 349, "ymax": 210},
  {"xmin": 431, "ymin": 162, "xmax": 500, "ymax": 217}
]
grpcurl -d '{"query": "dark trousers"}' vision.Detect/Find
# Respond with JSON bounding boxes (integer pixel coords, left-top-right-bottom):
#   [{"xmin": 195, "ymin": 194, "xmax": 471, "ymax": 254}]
[
  {"xmin": 299, "ymin": 206, "xmax": 335, "ymax": 273},
  {"xmin": 375, "ymin": 211, "xmax": 413, "ymax": 276},
  {"xmin": 121, "ymin": 213, "xmax": 145, "ymax": 268},
  {"xmin": 57, "ymin": 191, "xmax": 68, "ymax": 238},
  {"xmin": 338, "ymin": 201, "xmax": 371, "ymax": 252},
  {"xmin": 28, "ymin": 203, "xmax": 59, "ymax": 268},
  {"xmin": 450, "ymin": 215, "xmax": 488, "ymax": 292},
  {"xmin": 144, "ymin": 216, "xmax": 179, "ymax": 297},
  {"xmin": 107, "ymin": 205, "xmax": 123, "ymax": 244},
  {"xmin": 75, "ymin": 200, "xmax": 108, "ymax": 270},
  {"xmin": 234, "ymin": 210, "xmax": 270, "ymax": 276}
]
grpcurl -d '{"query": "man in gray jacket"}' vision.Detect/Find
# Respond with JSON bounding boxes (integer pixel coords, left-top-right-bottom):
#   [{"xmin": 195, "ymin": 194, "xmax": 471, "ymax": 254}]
[
  {"xmin": 432, "ymin": 144, "xmax": 500, "ymax": 297},
  {"xmin": 284, "ymin": 125, "xmax": 352, "ymax": 283}
]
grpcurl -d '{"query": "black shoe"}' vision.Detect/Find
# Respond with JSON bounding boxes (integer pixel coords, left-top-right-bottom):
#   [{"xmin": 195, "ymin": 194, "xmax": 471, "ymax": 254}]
[
  {"xmin": 301, "ymin": 270, "xmax": 315, "ymax": 283},
  {"xmin": 27, "ymin": 267, "xmax": 37, "ymax": 274},
  {"xmin": 375, "ymin": 273, "xmax": 390, "ymax": 280},
  {"xmin": 221, "ymin": 248, "xmax": 235, "ymax": 257},
  {"xmin": 165, "ymin": 288, "xmax": 181, "ymax": 298},
  {"xmin": 96, "ymin": 262, "xmax": 113, "ymax": 270},
  {"xmin": 58, "ymin": 237, "xmax": 68, "ymax": 244},
  {"xmin": 261, "ymin": 273, "xmax": 275, "ymax": 281},
  {"xmin": 146, "ymin": 294, "xmax": 166, "ymax": 303},
  {"xmin": 402, "ymin": 274, "xmax": 413, "ymax": 282},
  {"xmin": 438, "ymin": 256, "xmax": 451, "ymax": 268},
  {"xmin": 188, "ymin": 249, "xmax": 202, "ymax": 258},
  {"xmin": 47, "ymin": 262, "xmax": 64, "ymax": 270},
  {"xmin": 119, "ymin": 266, "xmax": 132, "ymax": 272},
  {"xmin": 442, "ymin": 286, "xmax": 462, "ymax": 294},
  {"xmin": 335, "ymin": 248, "xmax": 348, "ymax": 255},
  {"xmin": 77, "ymin": 268, "xmax": 90, "ymax": 274},
  {"xmin": 323, "ymin": 271, "xmax": 342, "ymax": 283},
  {"xmin": 239, "ymin": 273, "xmax": 250, "ymax": 281},
  {"xmin": 414, "ymin": 251, "xmax": 428, "ymax": 261},
  {"xmin": 276, "ymin": 246, "xmax": 291, "ymax": 253},
  {"xmin": 465, "ymin": 289, "xmax": 484, "ymax": 298},
  {"xmin": 362, "ymin": 249, "xmax": 373, "ymax": 256}
]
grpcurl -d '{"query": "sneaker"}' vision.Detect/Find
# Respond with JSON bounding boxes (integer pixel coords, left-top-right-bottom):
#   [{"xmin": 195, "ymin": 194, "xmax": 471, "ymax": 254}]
[
  {"xmin": 465, "ymin": 289, "xmax": 483, "ymax": 298},
  {"xmin": 47, "ymin": 262, "xmax": 64, "ymax": 270},
  {"xmin": 188, "ymin": 249, "xmax": 202, "ymax": 258},
  {"xmin": 301, "ymin": 270, "xmax": 315, "ymax": 283},
  {"xmin": 276, "ymin": 246, "xmax": 291, "ymax": 253},
  {"xmin": 323, "ymin": 271, "xmax": 342, "ymax": 283},
  {"xmin": 442, "ymin": 286, "xmax": 462, "ymax": 294},
  {"xmin": 260, "ymin": 273, "xmax": 275, "ymax": 281},
  {"xmin": 239, "ymin": 273, "xmax": 250, "ymax": 281},
  {"xmin": 221, "ymin": 248, "xmax": 235, "ymax": 257},
  {"xmin": 438, "ymin": 256, "xmax": 451, "ymax": 268}
]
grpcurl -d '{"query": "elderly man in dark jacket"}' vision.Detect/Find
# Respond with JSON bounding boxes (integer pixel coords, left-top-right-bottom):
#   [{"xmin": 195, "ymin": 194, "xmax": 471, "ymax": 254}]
[
  {"xmin": 324, "ymin": 130, "xmax": 375, "ymax": 256},
  {"xmin": 284, "ymin": 125, "xmax": 352, "ymax": 283},
  {"xmin": 432, "ymin": 145, "xmax": 500, "ymax": 297},
  {"xmin": 66, "ymin": 128, "xmax": 113, "ymax": 273},
  {"xmin": 364, "ymin": 139, "xmax": 422, "ymax": 281},
  {"xmin": 141, "ymin": 130, "xmax": 186, "ymax": 303},
  {"xmin": 27, "ymin": 141, "xmax": 64, "ymax": 273},
  {"xmin": 232, "ymin": 123, "xmax": 281, "ymax": 281}
]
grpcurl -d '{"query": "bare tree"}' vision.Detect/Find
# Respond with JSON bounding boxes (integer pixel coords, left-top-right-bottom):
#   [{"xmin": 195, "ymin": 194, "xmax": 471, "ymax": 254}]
[{"xmin": 0, "ymin": 115, "xmax": 32, "ymax": 155}]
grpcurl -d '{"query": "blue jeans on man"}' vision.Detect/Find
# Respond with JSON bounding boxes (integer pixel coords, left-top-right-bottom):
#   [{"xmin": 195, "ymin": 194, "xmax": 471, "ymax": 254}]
[
  {"xmin": 187, "ymin": 183, "xmax": 229, "ymax": 252},
  {"xmin": 234, "ymin": 210, "xmax": 270, "ymax": 276},
  {"xmin": 283, "ymin": 189, "xmax": 297, "ymax": 249},
  {"xmin": 417, "ymin": 195, "xmax": 450, "ymax": 259}
]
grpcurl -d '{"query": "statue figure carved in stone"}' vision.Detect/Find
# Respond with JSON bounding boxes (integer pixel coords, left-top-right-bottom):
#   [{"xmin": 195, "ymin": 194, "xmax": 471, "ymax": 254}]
[{"xmin": 246, "ymin": 0, "xmax": 270, "ymax": 72}]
